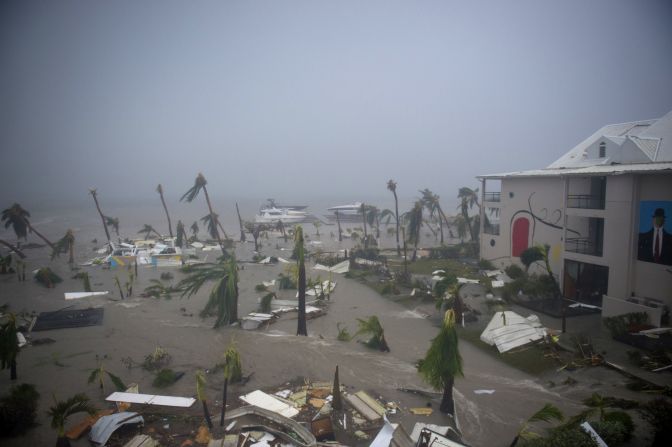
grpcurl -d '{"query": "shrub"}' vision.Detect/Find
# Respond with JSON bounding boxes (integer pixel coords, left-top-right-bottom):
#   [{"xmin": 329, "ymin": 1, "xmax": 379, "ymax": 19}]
[
  {"xmin": 259, "ymin": 292, "xmax": 274, "ymax": 313},
  {"xmin": 478, "ymin": 259, "xmax": 495, "ymax": 270},
  {"xmin": 604, "ymin": 313, "xmax": 649, "ymax": 338},
  {"xmin": 602, "ymin": 411, "xmax": 634, "ymax": 442},
  {"xmin": 639, "ymin": 398, "xmax": 672, "ymax": 446},
  {"xmin": 153, "ymin": 369, "xmax": 182, "ymax": 388},
  {"xmin": 505, "ymin": 264, "xmax": 525, "ymax": 279},
  {"xmin": 34, "ymin": 267, "xmax": 62, "ymax": 288},
  {"xmin": 0, "ymin": 383, "xmax": 40, "ymax": 437},
  {"xmin": 254, "ymin": 283, "xmax": 268, "ymax": 292}
]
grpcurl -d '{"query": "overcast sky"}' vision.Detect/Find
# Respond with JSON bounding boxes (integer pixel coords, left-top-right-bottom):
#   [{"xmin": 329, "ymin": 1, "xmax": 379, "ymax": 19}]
[{"xmin": 1, "ymin": 0, "xmax": 671, "ymax": 208}]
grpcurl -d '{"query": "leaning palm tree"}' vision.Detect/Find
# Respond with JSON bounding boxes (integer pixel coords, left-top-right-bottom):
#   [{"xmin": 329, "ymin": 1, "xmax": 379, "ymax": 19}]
[
  {"xmin": 334, "ymin": 210, "xmax": 343, "ymax": 242},
  {"xmin": 51, "ymin": 229, "xmax": 75, "ymax": 264},
  {"xmin": 509, "ymin": 403, "xmax": 564, "ymax": 447},
  {"xmin": 457, "ymin": 187, "xmax": 480, "ymax": 241},
  {"xmin": 295, "ymin": 225, "xmax": 308, "ymax": 336},
  {"xmin": 89, "ymin": 189, "xmax": 111, "ymax": 245},
  {"xmin": 387, "ymin": 179, "xmax": 401, "ymax": 255},
  {"xmin": 365, "ymin": 205, "xmax": 381, "ymax": 240},
  {"xmin": 219, "ymin": 342, "xmax": 243, "ymax": 427},
  {"xmin": 404, "ymin": 201, "xmax": 423, "ymax": 261},
  {"xmin": 138, "ymin": 224, "xmax": 161, "ymax": 240},
  {"xmin": 1, "ymin": 203, "xmax": 56, "ymax": 252},
  {"xmin": 418, "ymin": 309, "xmax": 463, "ymax": 415},
  {"xmin": 48, "ymin": 393, "xmax": 95, "ymax": 447},
  {"xmin": 179, "ymin": 256, "xmax": 239, "ymax": 327},
  {"xmin": 196, "ymin": 370, "xmax": 213, "ymax": 429},
  {"xmin": 359, "ymin": 203, "xmax": 369, "ymax": 248},
  {"xmin": 156, "ymin": 184, "xmax": 174, "ymax": 238},
  {"xmin": 0, "ymin": 239, "xmax": 25, "ymax": 258},
  {"xmin": 355, "ymin": 316, "xmax": 390, "ymax": 352},
  {"xmin": 190, "ymin": 221, "xmax": 200, "ymax": 240},
  {"xmin": 104, "ymin": 216, "xmax": 120, "ymax": 238},
  {"xmin": 420, "ymin": 189, "xmax": 451, "ymax": 245},
  {"xmin": 0, "ymin": 312, "xmax": 20, "ymax": 380},
  {"xmin": 181, "ymin": 173, "xmax": 227, "ymax": 257},
  {"xmin": 235, "ymin": 203, "xmax": 246, "ymax": 242}
]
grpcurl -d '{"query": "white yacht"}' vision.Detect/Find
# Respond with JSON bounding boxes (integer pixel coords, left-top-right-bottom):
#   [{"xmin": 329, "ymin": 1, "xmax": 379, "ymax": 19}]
[{"xmin": 255, "ymin": 207, "xmax": 308, "ymax": 224}]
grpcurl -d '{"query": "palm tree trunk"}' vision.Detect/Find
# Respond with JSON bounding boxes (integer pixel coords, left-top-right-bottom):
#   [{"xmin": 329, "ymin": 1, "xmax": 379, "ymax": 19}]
[
  {"xmin": 297, "ymin": 261, "xmax": 307, "ymax": 336},
  {"xmin": 91, "ymin": 193, "xmax": 111, "ymax": 244},
  {"xmin": 202, "ymin": 186, "xmax": 227, "ymax": 257},
  {"xmin": 335, "ymin": 211, "xmax": 342, "ymax": 242},
  {"xmin": 439, "ymin": 378, "xmax": 455, "ymax": 415},
  {"xmin": 10, "ymin": 359, "xmax": 17, "ymax": 380},
  {"xmin": 68, "ymin": 240, "xmax": 74, "ymax": 265},
  {"xmin": 393, "ymin": 191, "xmax": 400, "ymax": 255},
  {"xmin": 361, "ymin": 206, "xmax": 368, "ymax": 248},
  {"xmin": 219, "ymin": 378, "xmax": 228, "ymax": 427},
  {"xmin": 235, "ymin": 203, "xmax": 246, "ymax": 242},
  {"xmin": 202, "ymin": 401, "xmax": 213, "ymax": 429},
  {"xmin": 401, "ymin": 227, "xmax": 408, "ymax": 277},
  {"xmin": 26, "ymin": 223, "xmax": 56, "ymax": 252},
  {"xmin": 0, "ymin": 239, "xmax": 25, "ymax": 258},
  {"xmin": 158, "ymin": 189, "xmax": 174, "ymax": 238},
  {"xmin": 509, "ymin": 435, "xmax": 520, "ymax": 447}
]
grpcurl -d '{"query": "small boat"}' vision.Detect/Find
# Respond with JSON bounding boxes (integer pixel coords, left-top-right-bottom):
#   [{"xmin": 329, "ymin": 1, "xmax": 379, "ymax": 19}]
[
  {"xmin": 255, "ymin": 207, "xmax": 308, "ymax": 224},
  {"xmin": 327, "ymin": 201, "xmax": 363, "ymax": 215}
]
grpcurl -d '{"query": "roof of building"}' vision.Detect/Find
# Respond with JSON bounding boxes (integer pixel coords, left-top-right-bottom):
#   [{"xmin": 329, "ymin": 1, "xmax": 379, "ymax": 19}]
[
  {"xmin": 477, "ymin": 161, "xmax": 672, "ymax": 179},
  {"xmin": 479, "ymin": 110, "xmax": 672, "ymax": 179}
]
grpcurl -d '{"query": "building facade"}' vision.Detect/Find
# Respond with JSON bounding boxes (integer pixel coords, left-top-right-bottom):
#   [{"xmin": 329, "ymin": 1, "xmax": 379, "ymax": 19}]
[{"xmin": 478, "ymin": 111, "xmax": 672, "ymax": 326}]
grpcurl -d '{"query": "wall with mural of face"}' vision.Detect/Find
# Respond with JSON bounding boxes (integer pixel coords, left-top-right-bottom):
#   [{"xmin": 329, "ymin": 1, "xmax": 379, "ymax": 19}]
[{"xmin": 637, "ymin": 201, "xmax": 672, "ymax": 266}]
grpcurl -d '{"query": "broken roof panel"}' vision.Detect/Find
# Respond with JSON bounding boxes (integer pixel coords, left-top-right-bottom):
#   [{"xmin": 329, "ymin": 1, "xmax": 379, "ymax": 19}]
[
  {"xmin": 106, "ymin": 392, "xmax": 195, "ymax": 408},
  {"xmin": 480, "ymin": 311, "xmax": 547, "ymax": 353},
  {"xmin": 239, "ymin": 390, "xmax": 300, "ymax": 418},
  {"xmin": 32, "ymin": 308, "xmax": 104, "ymax": 331}
]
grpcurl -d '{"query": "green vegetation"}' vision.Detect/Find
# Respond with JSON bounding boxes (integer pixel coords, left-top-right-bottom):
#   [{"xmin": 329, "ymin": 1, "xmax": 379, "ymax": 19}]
[
  {"xmin": 34, "ymin": 267, "xmax": 63, "ymax": 288},
  {"xmin": 87, "ymin": 360, "xmax": 126, "ymax": 393},
  {"xmin": 153, "ymin": 369, "xmax": 182, "ymax": 388},
  {"xmin": 0, "ymin": 313, "xmax": 20, "ymax": 380},
  {"xmin": 355, "ymin": 316, "xmax": 390, "ymax": 352},
  {"xmin": 143, "ymin": 346, "xmax": 172, "ymax": 371},
  {"xmin": 0, "ymin": 383, "xmax": 40, "ymax": 437}
]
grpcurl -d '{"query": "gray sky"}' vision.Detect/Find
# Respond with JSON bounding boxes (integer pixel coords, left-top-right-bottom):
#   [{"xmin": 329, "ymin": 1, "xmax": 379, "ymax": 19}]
[{"xmin": 1, "ymin": 0, "xmax": 671, "ymax": 208}]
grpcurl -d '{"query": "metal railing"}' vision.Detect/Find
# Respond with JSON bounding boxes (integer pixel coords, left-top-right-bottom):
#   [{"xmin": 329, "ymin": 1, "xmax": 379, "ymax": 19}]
[
  {"xmin": 567, "ymin": 194, "xmax": 605, "ymax": 210},
  {"xmin": 484, "ymin": 192, "xmax": 501, "ymax": 202},
  {"xmin": 565, "ymin": 237, "xmax": 603, "ymax": 257},
  {"xmin": 484, "ymin": 223, "xmax": 500, "ymax": 235}
]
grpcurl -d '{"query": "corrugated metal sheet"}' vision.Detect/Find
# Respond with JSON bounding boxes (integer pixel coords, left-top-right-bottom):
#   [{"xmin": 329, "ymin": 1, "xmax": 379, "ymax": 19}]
[
  {"xmin": 239, "ymin": 390, "xmax": 299, "ymax": 418},
  {"xmin": 106, "ymin": 392, "xmax": 195, "ymax": 407}
]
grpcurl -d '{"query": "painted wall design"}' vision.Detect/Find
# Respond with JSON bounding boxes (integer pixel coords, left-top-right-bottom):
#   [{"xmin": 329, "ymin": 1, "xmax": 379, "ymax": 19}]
[{"xmin": 637, "ymin": 201, "xmax": 672, "ymax": 265}]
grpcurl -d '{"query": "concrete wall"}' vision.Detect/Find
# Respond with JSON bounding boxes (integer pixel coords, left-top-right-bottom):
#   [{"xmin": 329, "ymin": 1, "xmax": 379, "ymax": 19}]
[
  {"xmin": 631, "ymin": 173, "xmax": 672, "ymax": 307},
  {"xmin": 481, "ymin": 177, "xmax": 564, "ymax": 275}
]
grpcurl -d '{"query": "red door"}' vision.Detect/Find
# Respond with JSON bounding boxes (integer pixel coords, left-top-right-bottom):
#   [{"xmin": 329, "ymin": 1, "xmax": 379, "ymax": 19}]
[{"xmin": 512, "ymin": 217, "xmax": 530, "ymax": 257}]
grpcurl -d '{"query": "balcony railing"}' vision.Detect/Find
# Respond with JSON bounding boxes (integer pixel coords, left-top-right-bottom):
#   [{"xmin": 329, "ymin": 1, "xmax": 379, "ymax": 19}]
[
  {"xmin": 567, "ymin": 194, "xmax": 605, "ymax": 210},
  {"xmin": 484, "ymin": 192, "xmax": 501, "ymax": 202},
  {"xmin": 484, "ymin": 223, "xmax": 500, "ymax": 235},
  {"xmin": 565, "ymin": 237, "xmax": 602, "ymax": 257}
]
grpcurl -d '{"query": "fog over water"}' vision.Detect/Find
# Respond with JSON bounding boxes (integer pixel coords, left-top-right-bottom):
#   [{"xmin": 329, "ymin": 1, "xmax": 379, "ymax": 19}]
[{"xmin": 1, "ymin": 0, "xmax": 671, "ymax": 210}]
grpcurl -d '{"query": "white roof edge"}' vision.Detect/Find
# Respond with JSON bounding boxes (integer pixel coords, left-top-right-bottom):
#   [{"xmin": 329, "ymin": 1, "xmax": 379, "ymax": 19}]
[{"xmin": 477, "ymin": 162, "xmax": 672, "ymax": 179}]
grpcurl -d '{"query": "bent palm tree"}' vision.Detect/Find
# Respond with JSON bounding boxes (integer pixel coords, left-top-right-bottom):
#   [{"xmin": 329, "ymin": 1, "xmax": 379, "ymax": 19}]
[
  {"xmin": 360, "ymin": 203, "xmax": 369, "ymax": 248},
  {"xmin": 420, "ymin": 188, "xmax": 451, "ymax": 245},
  {"xmin": 405, "ymin": 201, "xmax": 423, "ymax": 261},
  {"xmin": 104, "ymin": 216, "xmax": 120, "ymax": 238},
  {"xmin": 457, "ymin": 187, "xmax": 480, "ymax": 241},
  {"xmin": 138, "ymin": 224, "xmax": 161, "ymax": 240},
  {"xmin": 190, "ymin": 221, "xmax": 200, "ymax": 240},
  {"xmin": 52, "ymin": 229, "xmax": 75, "ymax": 264},
  {"xmin": 156, "ymin": 184, "xmax": 174, "ymax": 238},
  {"xmin": 176, "ymin": 220, "xmax": 187, "ymax": 247},
  {"xmin": 235, "ymin": 202, "xmax": 246, "ymax": 242},
  {"xmin": 295, "ymin": 225, "xmax": 308, "ymax": 336},
  {"xmin": 509, "ymin": 403, "xmax": 563, "ymax": 447},
  {"xmin": 89, "ymin": 189, "xmax": 111, "ymax": 245},
  {"xmin": 219, "ymin": 342, "xmax": 243, "ymax": 427},
  {"xmin": 419, "ymin": 310, "xmax": 463, "ymax": 415},
  {"xmin": 181, "ymin": 173, "xmax": 228, "ymax": 257},
  {"xmin": 387, "ymin": 180, "xmax": 401, "ymax": 255},
  {"xmin": 179, "ymin": 256, "xmax": 239, "ymax": 327},
  {"xmin": 2, "ymin": 203, "xmax": 56, "ymax": 252},
  {"xmin": 48, "ymin": 393, "xmax": 95, "ymax": 447},
  {"xmin": 0, "ymin": 239, "xmax": 25, "ymax": 258}
]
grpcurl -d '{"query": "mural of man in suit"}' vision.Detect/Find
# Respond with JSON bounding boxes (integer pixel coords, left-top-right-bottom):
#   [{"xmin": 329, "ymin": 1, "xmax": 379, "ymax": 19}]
[{"xmin": 638, "ymin": 207, "xmax": 672, "ymax": 265}]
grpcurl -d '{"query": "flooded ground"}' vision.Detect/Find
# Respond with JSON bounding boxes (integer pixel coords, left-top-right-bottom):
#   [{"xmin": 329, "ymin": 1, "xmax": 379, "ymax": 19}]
[{"xmin": 0, "ymin": 214, "xmax": 662, "ymax": 446}]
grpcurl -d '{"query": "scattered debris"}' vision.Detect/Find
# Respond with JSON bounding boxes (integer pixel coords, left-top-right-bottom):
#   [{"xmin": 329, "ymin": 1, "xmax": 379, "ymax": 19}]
[
  {"xmin": 239, "ymin": 390, "xmax": 300, "ymax": 418},
  {"xmin": 106, "ymin": 392, "xmax": 196, "ymax": 408},
  {"xmin": 31, "ymin": 307, "xmax": 104, "ymax": 331},
  {"xmin": 480, "ymin": 311, "xmax": 547, "ymax": 353},
  {"xmin": 409, "ymin": 408, "xmax": 433, "ymax": 416},
  {"xmin": 64, "ymin": 291, "xmax": 110, "ymax": 300},
  {"xmin": 313, "ymin": 260, "xmax": 350, "ymax": 274},
  {"xmin": 241, "ymin": 313, "xmax": 276, "ymax": 330},
  {"xmin": 473, "ymin": 389, "xmax": 495, "ymax": 395},
  {"xmin": 90, "ymin": 412, "xmax": 144, "ymax": 446}
]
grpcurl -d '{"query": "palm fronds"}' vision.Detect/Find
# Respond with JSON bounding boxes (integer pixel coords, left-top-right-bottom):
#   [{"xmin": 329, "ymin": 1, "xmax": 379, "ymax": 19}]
[
  {"xmin": 355, "ymin": 316, "xmax": 389, "ymax": 351},
  {"xmin": 181, "ymin": 173, "xmax": 207, "ymax": 203},
  {"xmin": 48, "ymin": 393, "xmax": 95, "ymax": 436},
  {"xmin": 223, "ymin": 343, "xmax": 242, "ymax": 383}
]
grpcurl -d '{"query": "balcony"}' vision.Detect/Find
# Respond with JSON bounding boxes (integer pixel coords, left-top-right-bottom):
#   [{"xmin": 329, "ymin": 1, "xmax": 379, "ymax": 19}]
[
  {"xmin": 565, "ymin": 237, "xmax": 603, "ymax": 257},
  {"xmin": 567, "ymin": 194, "xmax": 605, "ymax": 210},
  {"xmin": 484, "ymin": 192, "xmax": 501, "ymax": 202}
]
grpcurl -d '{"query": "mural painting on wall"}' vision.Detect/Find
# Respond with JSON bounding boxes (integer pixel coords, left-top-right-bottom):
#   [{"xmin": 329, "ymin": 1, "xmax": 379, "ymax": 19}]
[
  {"xmin": 510, "ymin": 192, "xmax": 580, "ymax": 258},
  {"xmin": 637, "ymin": 201, "xmax": 672, "ymax": 265}
]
